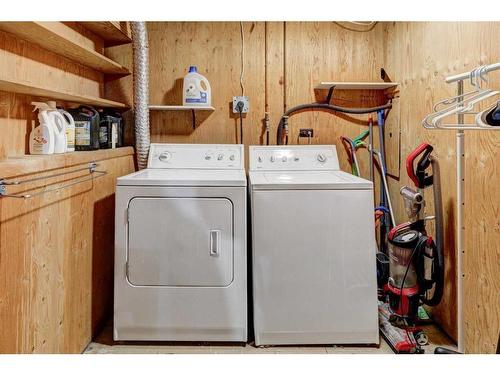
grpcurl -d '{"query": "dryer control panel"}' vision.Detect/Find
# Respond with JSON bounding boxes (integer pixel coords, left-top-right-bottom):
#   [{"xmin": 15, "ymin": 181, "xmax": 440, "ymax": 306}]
[
  {"xmin": 249, "ymin": 145, "xmax": 340, "ymax": 171},
  {"xmin": 148, "ymin": 144, "xmax": 244, "ymax": 169}
]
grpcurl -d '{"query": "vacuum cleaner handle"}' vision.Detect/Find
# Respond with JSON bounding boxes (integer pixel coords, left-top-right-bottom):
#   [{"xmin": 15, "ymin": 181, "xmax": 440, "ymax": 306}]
[{"xmin": 406, "ymin": 143, "xmax": 434, "ymax": 189}]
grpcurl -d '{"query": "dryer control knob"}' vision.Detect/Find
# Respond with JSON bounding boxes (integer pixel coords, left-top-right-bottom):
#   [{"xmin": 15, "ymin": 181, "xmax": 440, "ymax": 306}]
[
  {"xmin": 217, "ymin": 154, "xmax": 224, "ymax": 160},
  {"xmin": 270, "ymin": 155, "xmax": 276, "ymax": 162},
  {"xmin": 317, "ymin": 153, "xmax": 327, "ymax": 163},
  {"xmin": 229, "ymin": 154, "xmax": 235, "ymax": 161},
  {"xmin": 159, "ymin": 151, "xmax": 172, "ymax": 162},
  {"xmin": 257, "ymin": 156, "xmax": 263, "ymax": 163}
]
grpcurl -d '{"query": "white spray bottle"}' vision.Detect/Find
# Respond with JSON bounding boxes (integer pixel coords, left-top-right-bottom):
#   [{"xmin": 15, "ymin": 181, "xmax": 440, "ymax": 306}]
[
  {"xmin": 46, "ymin": 101, "xmax": 68, "ymax": 154},
  {"xmin": 30, "ymin": 102, "xmax": 55, "ymax": 155}
]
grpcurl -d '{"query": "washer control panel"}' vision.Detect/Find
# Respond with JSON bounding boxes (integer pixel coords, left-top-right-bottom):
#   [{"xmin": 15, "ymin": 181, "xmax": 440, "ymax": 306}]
[
  {"xmin": 249, "ymin": 145, "xmax": 339, "ymax": 171},
  {"xmin": 148, "ymin": 144, "xmax": 244, "ymax": 169}
]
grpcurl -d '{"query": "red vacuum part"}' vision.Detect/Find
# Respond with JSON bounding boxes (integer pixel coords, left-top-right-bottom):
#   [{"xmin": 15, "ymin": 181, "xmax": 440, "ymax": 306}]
[
  {"xmin": 406, "ymin": 143, "xmax": 433, "ymax": 188},
  {"xmin": 387, "ymin": 283, "xmax": 419, "ymax": 317}
]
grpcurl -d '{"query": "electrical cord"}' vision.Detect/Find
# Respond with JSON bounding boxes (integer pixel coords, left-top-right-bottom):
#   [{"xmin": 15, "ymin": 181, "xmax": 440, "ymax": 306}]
[
  {"xmin": 239, "ymin": 22, "xmax": 245, "ymax": 96},
  {"xmin": 333, "ymin": 21, "xmax": 378, "ymax": 32},
  {"xmin": 237, "ymin": 100, "xmax": 244, "ymax": 144}
]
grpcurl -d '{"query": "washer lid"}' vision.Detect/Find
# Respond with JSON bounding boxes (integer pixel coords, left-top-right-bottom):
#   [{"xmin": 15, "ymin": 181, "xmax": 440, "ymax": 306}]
[
  {"xmin": 117, "ymin": 168, "xmax": 247, "ymax": 187},
  {"xmin": 249, "ymin": 170, "xmax": 373, "ymax": 190}
]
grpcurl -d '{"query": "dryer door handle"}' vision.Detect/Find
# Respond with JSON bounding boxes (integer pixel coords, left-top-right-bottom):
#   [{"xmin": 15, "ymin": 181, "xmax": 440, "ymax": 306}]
[{"xmin": 210, "ymin": 230, "xmax": 221, "ymax": 257}]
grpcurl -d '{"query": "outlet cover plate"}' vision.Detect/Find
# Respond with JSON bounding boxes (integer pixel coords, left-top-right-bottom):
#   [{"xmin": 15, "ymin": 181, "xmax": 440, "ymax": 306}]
[{"xmin": 232, "ymin": 96, "xmax": 250, "ymax": 114}]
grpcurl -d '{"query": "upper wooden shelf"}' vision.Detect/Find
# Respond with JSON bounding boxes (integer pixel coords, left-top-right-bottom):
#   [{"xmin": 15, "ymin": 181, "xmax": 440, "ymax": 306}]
[
  {"xmin": 315, "ymin": 82, "xmax": 399, "ymax": 90},
  {"xmin": 81, "ymin": 22, "xmax": 132, "ymax": 47},
  {"xmin": 0, "ymin": 77, "xmax": 128, "ymax": 109},
  {"xmin": 149, "ymin": 105, "xmax": 215, "ymax": 111},
  {"xmin": 0, "ymin": 22, "xmax": 130, "ymax": 75}
]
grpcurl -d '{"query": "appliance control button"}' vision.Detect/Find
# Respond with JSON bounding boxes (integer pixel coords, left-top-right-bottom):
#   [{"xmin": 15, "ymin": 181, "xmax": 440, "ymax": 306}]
[
  {"xmin": 229, "ymin": 154, "xmax": 235, "ymax": 161},
  {"xmin": 270, "ymin": 155, "xmax": 276, "ymax": 162},
  {"xmin": 282, "ymin": 156, "xmax": 287, "ymax": 162},
  {"xmin": 158, "ymin": 151, "xmax": 172, "ymax": 162},
  {"xmin": 205, "ymin": 154, "xmax": 212, "ymax": 160},
  {"xmin": 217, "ymin": 154, "xmax": 224, "ymax": 160},
  {"xmin": 257, "ymin": 156, "xmax": 263, "ymax": 163},
  {"xmin": 294, "ymin": 157, "xmax": 300, "ymax": 162},
  {"xmin": 317, "ymin": 153, "xmax": 327, "ymax": 163}
]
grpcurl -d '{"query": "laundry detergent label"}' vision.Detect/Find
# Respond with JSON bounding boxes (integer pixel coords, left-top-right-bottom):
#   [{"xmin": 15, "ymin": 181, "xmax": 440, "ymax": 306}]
[
  {"xmin": 185, "ymin": 91, "xmax": 208, "ymax": 104},
  {"xmin": 75, "ymin": 121, "xmax": 91, "ymax": 146}
]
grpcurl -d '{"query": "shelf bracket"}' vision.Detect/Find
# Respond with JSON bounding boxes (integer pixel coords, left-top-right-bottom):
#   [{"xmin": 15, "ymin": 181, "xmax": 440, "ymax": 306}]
[
  {"xmin": 325, "ymin": 86, "xmax": 335, "ymax": 104},
  {"xmin": 191, "ymin": 109, "xmax": 196, "ymax": 129}
]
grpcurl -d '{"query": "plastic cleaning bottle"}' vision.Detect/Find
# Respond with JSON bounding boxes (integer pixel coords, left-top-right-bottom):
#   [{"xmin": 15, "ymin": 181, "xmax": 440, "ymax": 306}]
[
  {"xmin": 29, "ymin": 102, "xmax": 55, "ymax": 155},
  {"xmin": 45, "ymin": 101, "xmax": 67, "ymax": 154},
  {"xmin": 58, "ymin": 109, "xmax": 75, "ymax": 152},
  {"xmin": 182, "ymin": 66, "xmax": 211, "ymax": 107}
]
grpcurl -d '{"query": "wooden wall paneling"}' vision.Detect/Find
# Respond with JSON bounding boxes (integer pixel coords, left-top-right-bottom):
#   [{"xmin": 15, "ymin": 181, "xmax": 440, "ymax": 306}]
[
  {"xmin": 264, "ymin": 22, "xmax": 285, "ymax": 145},
  {"xmin": 147, "ymin": 22, "xmax": 266, "ymax": 153},
  {"xmin": 461, "ymin": 22, "xmax": 500, "ymax": 354},
  {"xmin": 382, "ymin": 22, "xmax": 500, "ymax": 353},
  {"xmin": 283, "ymin": 22, "xmax": 396, "ymax": 179}
]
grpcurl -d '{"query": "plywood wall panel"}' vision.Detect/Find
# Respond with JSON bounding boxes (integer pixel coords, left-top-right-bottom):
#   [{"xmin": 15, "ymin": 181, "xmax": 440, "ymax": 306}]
[
  {"xmin": 383, "ymin": 22, "xmax": 500, "ymax": 353},
  {"xmin": 283, "ymin": 22, "xmax": 398, "ymax": 179}
]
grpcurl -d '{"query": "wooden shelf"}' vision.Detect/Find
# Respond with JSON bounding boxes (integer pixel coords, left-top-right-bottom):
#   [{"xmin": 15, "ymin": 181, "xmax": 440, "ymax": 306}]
[
  {"xmin": 149, "ymin": 105, "xmax": 215, "ymax": 111},
  {"xmin": 315, "ymin": 82, "xmax": 399, "ymax": 90},
  {"xmin": 0, "ymin": 147, "xmax": 134, "ymax": 179},
  {"xmin": 81, "ymin": 22, "xmax": 132, "ymax": 47},
  {"xmin": 0, "ymin": 22, "xmax": 130, "ymax": 75},
  {"xmin": 0, "ymin": 77, "xmax": 128, "ymax": 109}
]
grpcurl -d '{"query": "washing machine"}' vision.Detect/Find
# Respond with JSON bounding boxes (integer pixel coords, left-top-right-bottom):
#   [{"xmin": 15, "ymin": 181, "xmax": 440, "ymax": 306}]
[
  {"xmin": 114, "ymin": 143, "xmax": 247, "ymax": 342},
  {"xmin": 249, "ymin": 145, "xmax": 379, "ymax": 346}
]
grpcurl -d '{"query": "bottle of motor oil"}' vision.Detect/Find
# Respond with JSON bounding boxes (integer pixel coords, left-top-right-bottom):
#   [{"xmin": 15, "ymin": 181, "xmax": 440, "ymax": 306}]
[
  {"xmin": 99, "ymin": 109, "xmax": 123, "ymax": 149},
  {"xmin": 68, "ymin": 106, "xmax": 100, "ymax": 151}
]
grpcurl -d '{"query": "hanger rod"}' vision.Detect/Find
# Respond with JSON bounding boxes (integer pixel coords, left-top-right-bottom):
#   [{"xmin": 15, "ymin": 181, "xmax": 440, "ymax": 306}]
[{"xmin": 445, "ymin": 62, "xmax": 500, "ymax": 84}]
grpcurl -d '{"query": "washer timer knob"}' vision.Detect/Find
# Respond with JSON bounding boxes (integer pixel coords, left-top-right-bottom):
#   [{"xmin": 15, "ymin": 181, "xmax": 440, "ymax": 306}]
[
  {"xmin": 159, "ymin": 151, "xmax": 172, "ymax": 162},
  {"xmin": 270, "ymin": 155, "xmax": 276, "ymax": 163},
  {"xmin": 317, "ymin": 153, "xmax": 327, "ymax": 163}
]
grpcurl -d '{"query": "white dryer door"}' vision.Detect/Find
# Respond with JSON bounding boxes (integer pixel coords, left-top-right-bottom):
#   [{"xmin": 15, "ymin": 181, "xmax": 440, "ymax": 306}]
[{"xmin": 127, "ymin": 197, "xmax": 233, "ymax": 287}]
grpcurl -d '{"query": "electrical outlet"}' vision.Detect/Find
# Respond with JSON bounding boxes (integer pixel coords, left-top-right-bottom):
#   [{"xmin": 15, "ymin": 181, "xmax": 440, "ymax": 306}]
[
  {"xmin": 299, "ymin": 128, "xmax": 314, "ymax": 138},
  {"xmin": 232, "ymin": 96, "xmax": 250, "ymax": 114}
]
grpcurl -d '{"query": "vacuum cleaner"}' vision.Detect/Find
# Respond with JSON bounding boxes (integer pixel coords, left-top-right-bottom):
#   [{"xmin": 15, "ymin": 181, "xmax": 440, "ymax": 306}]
[{"xmin": 379, "ymin": 143, "xmax": 445, "ymax": 354}]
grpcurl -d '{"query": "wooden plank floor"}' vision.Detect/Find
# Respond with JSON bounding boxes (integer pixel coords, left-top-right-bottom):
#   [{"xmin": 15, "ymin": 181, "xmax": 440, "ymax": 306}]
[{"xmin": 85, "ymin": 321, "xmax": 456, "ymax": 354}]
